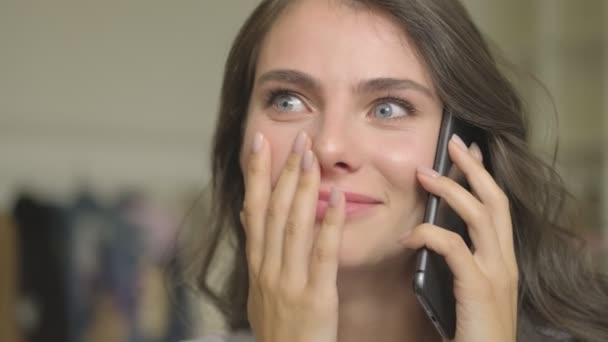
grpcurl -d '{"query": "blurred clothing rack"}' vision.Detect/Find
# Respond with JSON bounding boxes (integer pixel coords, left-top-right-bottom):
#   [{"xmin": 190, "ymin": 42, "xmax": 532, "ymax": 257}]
[
  {"xmin": 1, "ymin": 214, "xmax": 20, "ymax": 342},
  {"xmin": 4, "ymin": 189, "xmax": 200, "ymax": 342}
]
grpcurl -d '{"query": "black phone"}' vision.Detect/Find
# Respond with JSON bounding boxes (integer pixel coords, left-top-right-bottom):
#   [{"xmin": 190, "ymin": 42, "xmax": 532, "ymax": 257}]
[{"xmin": 413, "ymin": 108, "xmax": 483, "ymax": 339}]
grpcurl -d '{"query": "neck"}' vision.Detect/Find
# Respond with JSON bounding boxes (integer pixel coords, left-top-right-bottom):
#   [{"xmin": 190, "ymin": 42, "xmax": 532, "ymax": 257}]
[{"xmin": 336, "ymin": 253, "xmax": 441, "ymax": 342}]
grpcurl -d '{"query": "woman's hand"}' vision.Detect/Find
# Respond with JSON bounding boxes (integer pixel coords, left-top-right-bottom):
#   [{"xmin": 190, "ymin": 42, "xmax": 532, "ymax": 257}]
[
  {"xmin": 401, "ymin": 134, "xmax": 519, "ymax": 342},
  {"xmin": 240, "ymin": 131, "xmax": 345, "ymax": 342}
]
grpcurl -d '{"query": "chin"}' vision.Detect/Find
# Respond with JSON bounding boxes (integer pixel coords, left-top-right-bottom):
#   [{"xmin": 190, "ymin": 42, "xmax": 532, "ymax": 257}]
[{"xmin": 336, "ymin": 228, "xmax": 403, "ymax": 271}]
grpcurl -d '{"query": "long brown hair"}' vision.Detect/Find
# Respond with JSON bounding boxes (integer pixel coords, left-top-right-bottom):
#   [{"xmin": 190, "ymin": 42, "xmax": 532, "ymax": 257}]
[{"xmin": 185, "ymin": 0, "xmax": 608, "ymax": 340}]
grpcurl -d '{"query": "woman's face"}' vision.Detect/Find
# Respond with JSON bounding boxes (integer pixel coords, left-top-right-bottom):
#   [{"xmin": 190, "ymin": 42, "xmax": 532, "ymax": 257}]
[{"xmin": 240, "ymin": 0, "xmax": 443, "ymax": 268}]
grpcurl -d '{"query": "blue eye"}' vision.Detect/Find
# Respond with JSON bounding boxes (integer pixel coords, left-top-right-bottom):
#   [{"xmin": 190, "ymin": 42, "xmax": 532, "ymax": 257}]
[
  {"xmin": 272, "ymin": 93, "xmax": 306, "ymax": 112},
  {"xmin": 372, "ymin": 102, "xmax": 409, "ymax": 120}
]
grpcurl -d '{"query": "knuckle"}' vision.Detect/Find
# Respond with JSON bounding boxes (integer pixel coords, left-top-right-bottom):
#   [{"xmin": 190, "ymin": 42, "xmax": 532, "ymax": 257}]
[
  {"xmin": 440, "ymin": 176, "xmax": 459, "ymax": 191},
  {"xmin": 411, "ymin": 224, "xmax": 429, "ymax": 239},
  {"xmin": 313, "ymin": 246, "xmax": 334, "ymax": 264},
  {"xmin": 277, "ymin": 283, "xmax": 299, "ymax": 302},
  {"xmin": 246, "ymin": 252, "xmax": 261, "ymax": 272},
  {"xmin": 284, "ymin": 219, "xmax": 299, "ymax": 238},
  {"xmin": 239, "ymin": 210, "xmax": 246, "ymax": 227},
  {"xmin": 242, "ymin": 200, "xmax": 253, "ymax": 212},
  {"xmin": 433, "ymin": 176, "xmax": 450, "ymax": 192},
  {"xmin": 307, "ymin": 296, "xmax": 326, "ymax": 312},
  {"xmin": 258, "ymin": 268, "xmax": 276, "ymax": 289},
  {"xmin": 266, "ymin": 202, "xmax": 286, "ymax": 222},
  {"xmin": 248, "ymin": 267, "xmax": 261, "ymax": 285},
  {"xmin": 419, "ymin": 223, "xmax": 434, "ymax": 231},
  {"xmin": 469, "ymin": 205, "xmax": 489, "ymax": 225},
  {"xmin": 496, "ymin": 190, "xmax": 510, "ymax": 208},
  {"xmin": 248, "ymin": 267, "xmax": 259, "ymax": 281},
  {"xmin": 446, "ymin": 232, "xmax": 465, "ymax": 250},
  {"xmin": 258, "ymin": 274, "xmax": 270, "ymax": 289},
  {"xmin": 242, "ymin": 203, "xmax": 256, "ymax": 220},
  {"xmin": 305, "ymin": 290, "xmax": 337, "ymax": 313}
]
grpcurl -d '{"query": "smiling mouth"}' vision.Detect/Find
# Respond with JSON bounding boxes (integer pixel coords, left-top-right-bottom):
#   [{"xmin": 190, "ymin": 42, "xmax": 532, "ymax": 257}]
[{"xmin": 316, "ymin": 190, "xmax": 383, "ymax": 221}]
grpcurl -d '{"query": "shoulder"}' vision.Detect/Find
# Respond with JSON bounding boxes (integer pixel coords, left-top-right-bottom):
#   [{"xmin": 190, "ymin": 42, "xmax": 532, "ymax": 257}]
[{"xmin": 185, "ymin": 332, "xmax": 254, "ymax": 342}]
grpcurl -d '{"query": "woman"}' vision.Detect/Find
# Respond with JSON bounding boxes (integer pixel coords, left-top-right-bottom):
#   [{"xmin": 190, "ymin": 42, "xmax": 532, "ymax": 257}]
[{"xmin": 186, "ymin": 0, "xmax": 608, "ymax": 341}]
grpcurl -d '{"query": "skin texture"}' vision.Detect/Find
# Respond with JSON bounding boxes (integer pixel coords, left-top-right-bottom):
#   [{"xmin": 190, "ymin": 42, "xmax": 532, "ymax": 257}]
[
  {"xmin": 238, "ymin": 1, "xmax": 518, "ymax": 341},
  {"xmin": 241, "ymin": 0, "xmax": 441, "ymax": 269}
]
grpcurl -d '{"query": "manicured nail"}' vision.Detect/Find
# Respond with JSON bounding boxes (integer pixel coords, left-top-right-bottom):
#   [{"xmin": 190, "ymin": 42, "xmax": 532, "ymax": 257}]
[
  {"xmin": 292, "ymin": 131, "xmax": 307, "ymax": 153},
  {"xmin": 470, "ymin": 142, "xmax": 483, "ymax": 162},
  {"xmin": 329, "ymin": 187, "xmax": 341, "ymax": 208},
  {"xmin": 301, "ymin": 150, "xmax": 313, "ymax": 170},
  {"xmin": 417, "ymin": 166, "xmax": 440, "ymax": 178},
  {"xmin": 451, "ymin": 134, "xmax": 468, "ymax": 152},
  {"xmin": 252, "ymin": 132, "xmax": 263, "ymax": 153}
]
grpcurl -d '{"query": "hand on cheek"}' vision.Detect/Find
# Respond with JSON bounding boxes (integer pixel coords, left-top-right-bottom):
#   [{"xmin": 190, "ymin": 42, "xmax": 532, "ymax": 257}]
[
  {"xmin": 240, "ymin": 131, "xmax": 346, "ymax": 342},
  {"xmin": 401, "ymin": 134, "xmax": 518, "ymax": 342}
]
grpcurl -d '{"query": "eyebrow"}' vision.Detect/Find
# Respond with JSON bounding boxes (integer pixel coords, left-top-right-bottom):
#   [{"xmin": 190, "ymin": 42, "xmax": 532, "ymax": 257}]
[
  {"xmin": 256, "ymin": 69, "xmax": 434, "ymax": 98},
  {"xmin": 257, "ymin": 69, "xmax": 320, "ymax": 93},
  {"xmin": 356, "ymin": 77, "xmax": 433, "ymax": 98}
]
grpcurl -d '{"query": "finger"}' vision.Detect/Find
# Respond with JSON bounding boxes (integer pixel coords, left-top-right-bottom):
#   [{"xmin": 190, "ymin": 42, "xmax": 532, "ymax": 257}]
[
  {"xmin": 400, "ymin": 224, "xmax": 484, "ymax": 290},
  {"xmin": 242, "ymin": 132, "xmax": 271, "ymax": 274},
  {"xmin": 281, "ymin": 150, "xmax": 321, "ymax": 286},
  {"xmin": 449, "ymin": 135, "xmax": 516, "ymax": 269},
  {"xmin": 308, "ymin": 188, "xmax": 345, "ymax": 291},
  {"xmin": 260, "ymin": 131, "xmax": 309, "ymax": 279},
  {"xmin": 470, "ymin": 142, "xmax": 516, "ymax": 269},
  {"xmin": 416, "ymin": 167, "xmax": 501, "ymax": 262}
]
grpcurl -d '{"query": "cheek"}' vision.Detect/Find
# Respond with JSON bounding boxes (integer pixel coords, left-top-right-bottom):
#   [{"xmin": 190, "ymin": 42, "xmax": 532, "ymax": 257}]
[{"xmin": 373, "ymin": 138, "xmax": 437, "ymax": 196}]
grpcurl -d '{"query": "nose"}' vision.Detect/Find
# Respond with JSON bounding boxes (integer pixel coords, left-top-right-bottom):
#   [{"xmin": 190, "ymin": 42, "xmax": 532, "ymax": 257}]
[{"xmin": 310, "ymin": 113, "xmax": 362, "ymax": 177}]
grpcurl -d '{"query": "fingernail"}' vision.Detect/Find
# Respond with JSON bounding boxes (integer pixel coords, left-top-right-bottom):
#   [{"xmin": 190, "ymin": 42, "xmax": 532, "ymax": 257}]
[
  {"xmin": 417, "ymin": 166, "xmax": 440, "ymax": 178},
  {"xmin": 252, "ymin": 132, "xmax": 263, "ymax": 154},
  {"xmin": 292, "ymin": 131, "xmax": 307, "ymax": 153},
  {"xmin": 451, "ymin": 134, "xmax": 468, "ymax": 152},
  {"xmin": 329, "ymin": 187, "xmax": 341, "ymax": 208},
  {"xmin": 301, "ymin": 150, "xmax": 313, "ymax": 170},
  {"xmin": 470, "ymin": 142, "xmax": 483, "ymax": 162}
]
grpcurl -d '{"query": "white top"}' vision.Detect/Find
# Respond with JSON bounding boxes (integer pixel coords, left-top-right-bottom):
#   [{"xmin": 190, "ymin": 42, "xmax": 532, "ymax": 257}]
[{"xmin": 189, "ymin": 327, "xmax": 574, "ymax": 342}]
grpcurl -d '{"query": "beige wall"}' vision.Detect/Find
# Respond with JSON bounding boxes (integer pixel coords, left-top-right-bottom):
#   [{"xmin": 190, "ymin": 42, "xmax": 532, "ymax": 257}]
[
  {"xmin": 1, "ymin": 0, "xmax": 606, "ymax": 233},
  {"xmin": 604, "ymin": 0, "xmax": 608, "ymax": 231},
  {"xmin": 465, "ymin": 0, "xmax": 607, "ymax": 234},
  {"xmin": 0, "ymin": 1, "xmax": 260, "ymax": 208}
]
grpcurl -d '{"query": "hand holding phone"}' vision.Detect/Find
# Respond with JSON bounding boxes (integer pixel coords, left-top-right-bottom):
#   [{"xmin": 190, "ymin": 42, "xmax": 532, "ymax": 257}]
[
  {"xmin": 405, "ymin": 108, "xmax": 519, "ymax": 342},
  {"xmin": 413, "ymin": 108, "xmax": 480, "ymax": 339}
]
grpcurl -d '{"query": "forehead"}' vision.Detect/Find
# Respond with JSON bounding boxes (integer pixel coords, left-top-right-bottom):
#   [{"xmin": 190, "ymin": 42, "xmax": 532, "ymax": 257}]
[{"xmin": 255, "ymin": 0, "xmax": 434, "ymax": 91}]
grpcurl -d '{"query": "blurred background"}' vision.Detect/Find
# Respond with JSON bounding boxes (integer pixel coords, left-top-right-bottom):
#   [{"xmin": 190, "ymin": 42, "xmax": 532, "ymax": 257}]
[{"xmin": 0, "ymin": 0, "xmax": 606, "ymax": 341}]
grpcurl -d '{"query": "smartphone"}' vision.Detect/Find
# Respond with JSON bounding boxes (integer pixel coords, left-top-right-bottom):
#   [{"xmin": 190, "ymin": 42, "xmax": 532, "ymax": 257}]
[{"xmin": 413, "ymin": 108, "xmax": 483, "ymax": 339}]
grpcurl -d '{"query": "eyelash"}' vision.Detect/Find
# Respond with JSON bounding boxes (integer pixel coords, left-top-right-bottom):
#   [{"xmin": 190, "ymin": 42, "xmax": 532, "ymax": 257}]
[
  {"xmin": 263, "ymin": 88, "xmax": 417, "ymax": 120},
  {"xmin": 373, "ymin": 95, "xmax": 417, "ymax": 121}
]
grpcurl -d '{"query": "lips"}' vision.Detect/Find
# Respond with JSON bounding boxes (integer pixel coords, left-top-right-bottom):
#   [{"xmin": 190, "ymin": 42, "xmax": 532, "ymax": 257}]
[{"xmin": 316, "ymin": 189, "xmax": 382, "ymax": 221}]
